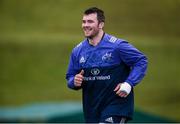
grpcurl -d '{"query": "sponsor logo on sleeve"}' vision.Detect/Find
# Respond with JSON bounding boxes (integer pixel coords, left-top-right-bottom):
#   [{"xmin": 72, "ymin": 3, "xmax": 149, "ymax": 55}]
[{"xmin": 109, "ymin": 36, "xmax": 117, "ymax": 43}]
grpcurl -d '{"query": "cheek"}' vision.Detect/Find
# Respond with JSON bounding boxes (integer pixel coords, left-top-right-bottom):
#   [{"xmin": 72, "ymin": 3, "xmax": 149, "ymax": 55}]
[
  {"xmin": 82, "ymin": 23, "xmax": 85, "ymax": 28},
  {"xmin": 91, "ymin": 24, "xmax": 98, "ymax": 29},
  {"xmin": 93, "ymin": 25, "xmax": 100, "ymax": 31}
]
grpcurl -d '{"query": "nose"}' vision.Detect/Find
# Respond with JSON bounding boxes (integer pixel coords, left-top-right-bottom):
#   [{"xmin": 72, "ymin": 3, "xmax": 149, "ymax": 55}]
[
  {"xmin": 82, "ymin": 23, "xmax": 87, "ymax": 27},
  {"xmin": 82, "ymin": 21, "xmax": 89, "ymax": 28}
]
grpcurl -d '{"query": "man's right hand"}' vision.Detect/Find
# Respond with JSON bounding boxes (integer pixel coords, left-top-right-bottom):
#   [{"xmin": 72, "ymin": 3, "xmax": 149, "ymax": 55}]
[{"xmin": 74, "ymin": 70, "xmax": 84, "ymax": 87}]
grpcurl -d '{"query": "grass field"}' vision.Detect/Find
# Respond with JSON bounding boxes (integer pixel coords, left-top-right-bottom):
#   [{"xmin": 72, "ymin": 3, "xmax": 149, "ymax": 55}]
[
  {"xmin": 0, "ymin": 34, "xmax": 180, "ymax": 121},
  {"xmin": 0, "ymin": 0, "xmax": 180, "ymax": 122}
]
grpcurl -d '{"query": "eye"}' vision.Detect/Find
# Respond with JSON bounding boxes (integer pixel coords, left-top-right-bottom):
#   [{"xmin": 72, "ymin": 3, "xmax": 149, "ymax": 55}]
[
  {"xmin": 87, "ymin": 20, "xmax": 94, "ymax": 23},
  {"xmin": 82, "ymin": 20, "xmax": 86, "ymax": 23}
]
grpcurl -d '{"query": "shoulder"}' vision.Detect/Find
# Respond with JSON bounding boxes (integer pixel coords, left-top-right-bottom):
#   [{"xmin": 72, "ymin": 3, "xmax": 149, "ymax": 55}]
[
  {"xmin": 104, "ymin": 33, "xmax": 128, "ymax": 45},
  {"xmin": 71, "ymin": 39, "xmax": 87, "ymax": 55}
]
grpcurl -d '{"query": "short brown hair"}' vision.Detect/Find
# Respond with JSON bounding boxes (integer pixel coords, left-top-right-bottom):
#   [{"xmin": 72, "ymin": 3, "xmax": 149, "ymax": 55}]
[{"xmin": 84, "ymin": 7, "xmax": 105, "ymax": 23}]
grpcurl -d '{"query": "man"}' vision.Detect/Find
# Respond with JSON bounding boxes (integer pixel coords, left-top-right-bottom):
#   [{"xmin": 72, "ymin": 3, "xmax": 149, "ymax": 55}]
[{"xmin": 66, "ymin": 7, "xmax": 148, "ymax": 123}]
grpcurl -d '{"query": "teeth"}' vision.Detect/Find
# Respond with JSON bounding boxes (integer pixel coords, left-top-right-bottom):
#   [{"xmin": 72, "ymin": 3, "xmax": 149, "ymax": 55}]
[
  {"xmin": 85, "ymin": 28, "xmax": 91, "ymax": 31},
  {"xmin": 84, "ymin": 27, "xmax": 91, "ymax": 31}
]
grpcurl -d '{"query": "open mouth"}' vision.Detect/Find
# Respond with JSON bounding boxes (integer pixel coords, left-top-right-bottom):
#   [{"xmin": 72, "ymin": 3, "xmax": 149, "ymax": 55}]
[{"xmin": 84, "ymin": 27, "xmax": 92, "ymax": 33}]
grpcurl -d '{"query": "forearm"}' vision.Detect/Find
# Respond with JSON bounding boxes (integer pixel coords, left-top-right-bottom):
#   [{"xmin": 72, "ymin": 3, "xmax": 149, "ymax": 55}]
[{"xmin": 125, "ymin": 55, "xmax": 148, "ymax": 86}]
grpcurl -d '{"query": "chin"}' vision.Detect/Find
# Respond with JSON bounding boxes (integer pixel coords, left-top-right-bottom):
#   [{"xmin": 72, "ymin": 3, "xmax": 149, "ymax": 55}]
[
  {"xmin": 86, "ymin": 35, "xmax": 93, "ymax": 39},
  {"xmin": 84, "ymin": 34, "xmax": 92, "ymax": 38}
]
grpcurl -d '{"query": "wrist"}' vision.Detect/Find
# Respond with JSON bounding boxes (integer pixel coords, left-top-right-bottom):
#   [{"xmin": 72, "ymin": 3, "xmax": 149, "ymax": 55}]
[{"xmin": 120, "ymin": 82, "xmax": 132, "ymax": 94}]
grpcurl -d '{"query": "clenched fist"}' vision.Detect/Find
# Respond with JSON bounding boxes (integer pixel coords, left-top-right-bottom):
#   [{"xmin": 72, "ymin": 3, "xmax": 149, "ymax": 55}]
[
  {"xmin": 114, "ymin": 82, "xmax": 132, "ymax": 98},
  {"xmin": 74, "ymin": 70, "xmax": 84, "ymax": 87}
]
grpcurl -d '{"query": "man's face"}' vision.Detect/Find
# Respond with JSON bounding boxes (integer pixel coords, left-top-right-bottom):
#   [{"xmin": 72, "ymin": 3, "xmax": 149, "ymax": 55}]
[{"xmin": 82, "ymin": 13, "xmax": 102, "ymax": 39}]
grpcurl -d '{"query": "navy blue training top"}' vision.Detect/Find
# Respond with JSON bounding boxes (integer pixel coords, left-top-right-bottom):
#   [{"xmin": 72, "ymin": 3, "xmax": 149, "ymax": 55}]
[{"xmin": 66, "ymin": 33, "xmax": 148, "ymax": 122}]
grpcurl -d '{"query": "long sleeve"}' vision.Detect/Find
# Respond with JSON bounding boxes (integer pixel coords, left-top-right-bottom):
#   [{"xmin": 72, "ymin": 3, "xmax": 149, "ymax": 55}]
[
  {"xmin": 66, "ymin": 51, "xmax": 81, "ymax": 90},
  {"xmin": 117, "ymin": 41, "xmax": 148, "ymax": 86}
]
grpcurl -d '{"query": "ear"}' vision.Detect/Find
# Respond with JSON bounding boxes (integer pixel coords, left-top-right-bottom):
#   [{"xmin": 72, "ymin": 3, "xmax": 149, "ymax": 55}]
[{"xmin": 98, "ymin": 22, "xmax": 104, "ymax": 29}]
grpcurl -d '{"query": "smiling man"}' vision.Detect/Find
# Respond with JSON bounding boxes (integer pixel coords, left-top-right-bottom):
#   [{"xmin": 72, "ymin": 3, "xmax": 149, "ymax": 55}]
[{"xmin": 66, "ymin": 7, "xmax": 148, "ymax": 123}]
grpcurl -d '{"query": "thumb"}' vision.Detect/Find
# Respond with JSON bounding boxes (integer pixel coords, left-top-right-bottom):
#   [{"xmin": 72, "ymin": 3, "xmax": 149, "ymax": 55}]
[{"xmin": 79, "ymin": 70, "xmax": 84, "ymax": 75}]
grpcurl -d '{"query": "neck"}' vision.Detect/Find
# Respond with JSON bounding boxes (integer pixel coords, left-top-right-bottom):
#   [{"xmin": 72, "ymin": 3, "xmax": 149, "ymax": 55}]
[{"xmin": 88, "ymin": 30, "xmax": 104, "ymax": 46}]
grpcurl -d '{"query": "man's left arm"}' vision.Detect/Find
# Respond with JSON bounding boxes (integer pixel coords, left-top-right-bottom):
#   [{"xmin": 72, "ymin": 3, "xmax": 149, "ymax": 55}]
[{"xmin": 114, "ymin": 40, "xmax": 148, "ymax": 97}]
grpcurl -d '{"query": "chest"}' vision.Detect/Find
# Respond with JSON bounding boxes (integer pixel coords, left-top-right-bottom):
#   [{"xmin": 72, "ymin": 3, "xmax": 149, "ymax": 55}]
[{"xmin": 78, "ymin": 46, "xmax": 122, "ymax": 68}]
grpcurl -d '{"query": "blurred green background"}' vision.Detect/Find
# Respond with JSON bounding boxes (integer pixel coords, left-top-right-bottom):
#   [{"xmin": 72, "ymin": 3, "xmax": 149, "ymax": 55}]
[{"xmin": 0, "ymin": 0, "xmax": 180, "ymax": 121}]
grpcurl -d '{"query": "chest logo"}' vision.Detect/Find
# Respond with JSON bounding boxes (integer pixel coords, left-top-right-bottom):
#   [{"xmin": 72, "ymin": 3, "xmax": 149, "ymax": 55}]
[
  {"xmin": 91, "ymin": 68, "xmax": 100, "ymax": 76},
  {"xmin": 102, "ymin": 52, "xmax": 112, "ymax": 61},
  {"xmin": 79, "ymin": 56, "xmax": 86, "ymax": 63}
]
